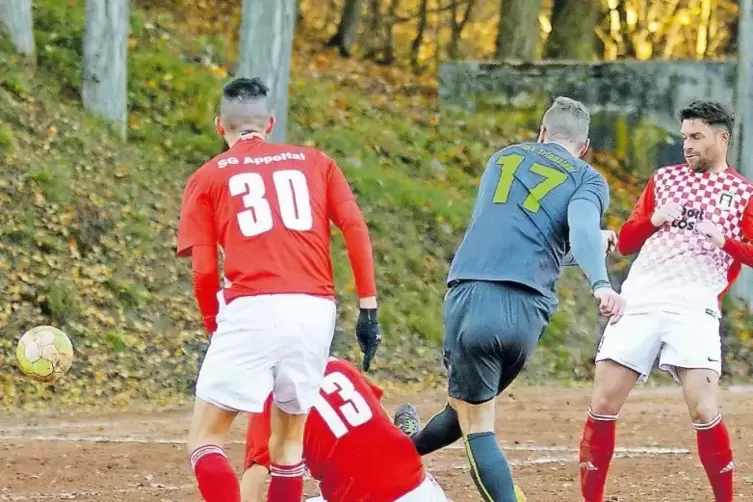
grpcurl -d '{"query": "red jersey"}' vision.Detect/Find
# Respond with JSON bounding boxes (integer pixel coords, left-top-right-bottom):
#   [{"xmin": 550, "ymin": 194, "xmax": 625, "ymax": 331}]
[
  {"xmin": 617, "ymin": 164, "xmax": 753, "ymax": 315},
  {"xmin": 245, "ymin": 358, "xmax": 425, "ymax": 502},
  {"xmin": 177, "ymin": 136, "xmax": 376, "ymax": 329}
]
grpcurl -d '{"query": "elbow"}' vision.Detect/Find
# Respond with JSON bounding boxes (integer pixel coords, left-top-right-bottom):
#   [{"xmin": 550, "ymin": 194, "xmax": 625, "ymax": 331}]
[
  {"xmin": 616, "ymin": 226, "xmax": 640, "ymax": 256},
  {"xmin": 616, "ymin": 238, "xmax": 638, "ymax": 256}
]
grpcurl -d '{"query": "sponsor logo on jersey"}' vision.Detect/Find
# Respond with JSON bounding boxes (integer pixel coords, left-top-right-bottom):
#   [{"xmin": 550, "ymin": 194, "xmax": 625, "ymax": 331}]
[
  {"xmin": 671, "ymin": 206, "xmax": 705, "ymax": 231},
  {"xmin": 218, "ymin": 152, "xmax": 306, "ymax": 169}
]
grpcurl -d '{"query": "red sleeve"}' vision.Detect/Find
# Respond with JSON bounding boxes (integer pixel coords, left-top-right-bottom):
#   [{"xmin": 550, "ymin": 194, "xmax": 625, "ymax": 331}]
[
  {"xmin": 326, "ymin": 159, "xmax": 377, "ymax": 298},
  {"xmin": 722, "ymin": 200, "xmax": 753, "ymax": 266},
  {"xmin": 191, "ymin": 245, "xmax": 220, "ymax": 334},
  {"xmin": 177, "ymin": 173, "xmax": 216, "ymax": 258},
  {"xmin": 617, "ymin": 175, "xmax": 658, "ymax": 256},
  {"xmin": 244, "ymin": 398, "xmax": 273, "ymax": 471},
  {"xmin": 366, "ymin": 377, "xmax": 384, "ymax": 401}
]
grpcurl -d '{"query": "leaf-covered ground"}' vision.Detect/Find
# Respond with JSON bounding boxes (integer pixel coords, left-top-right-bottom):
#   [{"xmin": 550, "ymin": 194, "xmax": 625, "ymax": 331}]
[{"xmin": 1, "ymin": 1, "xmax": 751, "ymax": 412}]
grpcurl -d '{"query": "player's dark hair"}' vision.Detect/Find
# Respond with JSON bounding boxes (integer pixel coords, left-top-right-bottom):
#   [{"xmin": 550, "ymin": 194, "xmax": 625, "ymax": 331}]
[
  {"xmin": 219, "ymin": 77, "xmax": 271, "ymax": 135},
  {"xmin": 679, "ymin": 100, "xmax": 734, "ymax": 135},
  {"xmin": 222, "ymin": 77, "xmax": 269, "ymax": 101}
]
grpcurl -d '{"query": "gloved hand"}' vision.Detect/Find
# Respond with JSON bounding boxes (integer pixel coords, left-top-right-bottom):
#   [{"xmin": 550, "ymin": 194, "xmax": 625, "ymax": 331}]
[{"xmin": 355, "ymin": 308, "xmax": 381, "ymax": 372}]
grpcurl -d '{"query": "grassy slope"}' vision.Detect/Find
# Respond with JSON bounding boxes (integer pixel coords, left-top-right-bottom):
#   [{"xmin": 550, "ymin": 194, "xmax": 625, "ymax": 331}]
[{"xmin": 1, "ymin": 2, "xmax": 751, "ymax": 411}]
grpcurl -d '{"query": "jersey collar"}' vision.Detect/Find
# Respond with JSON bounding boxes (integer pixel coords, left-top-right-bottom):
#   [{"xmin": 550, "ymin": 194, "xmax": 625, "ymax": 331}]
[{"xmin": 239, "ymin": 131, "xmax": 266, "ymax": 143}]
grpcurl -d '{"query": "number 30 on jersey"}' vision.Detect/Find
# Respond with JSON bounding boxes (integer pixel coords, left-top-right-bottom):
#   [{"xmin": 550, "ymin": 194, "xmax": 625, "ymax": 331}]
[{"xmin": 228, "ymin": 169, "xmax": 313, "ymax": 237}]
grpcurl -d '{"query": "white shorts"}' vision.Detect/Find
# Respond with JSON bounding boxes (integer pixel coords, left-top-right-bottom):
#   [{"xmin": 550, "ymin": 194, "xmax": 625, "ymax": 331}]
[
  {"xmin": 304, "ymin": 474, "xmax": 448, "ymax": 502},
  {"xmin": 595, "ymin": 310, "xmax": 721, "ymax": 383},
  {"xmin": 195, "ymin": 293, "xmax": 336, "ymax": 414},
  {"xmin": 395, "ymin": 474, "xmax": 448, "ymax": 502}
]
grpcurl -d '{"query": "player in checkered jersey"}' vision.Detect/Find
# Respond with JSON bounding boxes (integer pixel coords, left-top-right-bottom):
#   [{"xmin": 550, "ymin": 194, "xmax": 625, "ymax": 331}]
[{"xmin": 579, "ymin": 101, "xmax": 751, "ymax": 502}]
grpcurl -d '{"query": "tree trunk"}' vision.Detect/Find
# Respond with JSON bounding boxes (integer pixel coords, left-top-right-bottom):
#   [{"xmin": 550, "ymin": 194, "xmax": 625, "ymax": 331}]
[
  {"xmin": 495, "ymin": 0, "xmax": 541, "ymax": 61},
  {"xmin": 237, "ymin": 0, "xmax": 296, "ymax": 144},
  {"xmin": 363, "ymin": 0, "xmax": 383, "ymax": 60},
  {"xmin": 380, "ymin": 0, "xmax": 400, "ymax": 65},
  {"xmin": 410, "ymin": 0, "xmax": 430, "ymax": 70},
  {"xmin": 327, "ymin": 0, "xmax": 362, "ymax": 57},
  {"xmin": 448, "ymin": 0, "xmax": 475, "ymax": 60},
  {"xmin": 544, "ymin": 0, "xmax": 600, "ymax": 60},
  {"xmin": 82, "ymin": 0, "xmax": 129, "ymax": 139},
  {"xmin": 0, "ymin": 0, "xmax": 35, "ymax": 58}
]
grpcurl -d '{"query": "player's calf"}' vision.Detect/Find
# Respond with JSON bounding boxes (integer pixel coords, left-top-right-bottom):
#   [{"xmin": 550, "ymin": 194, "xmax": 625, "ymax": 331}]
[
  {"xmin": 188, "ymin": 399, "xmax": 241, "ymax": 502},
  {"xmin": 267, "ymin": 404, "xmax": 308, "ymax": 502},
  {"xmin": 678, "ymin": 368, "xmax": 733, "ymax": 502},
  {"xmin": 579, "ymin": 408, "xmax": 618, "ymax": 502},
  {"xmin": 451, "ymin": 398, "xmax": 519, "ymax": 502},
  {"xmin": 580, "ymin": 361, "xmax": 638, "ymax": 502},
  {"xmin": 396, "ymin": 402, "xmax": 463, "ymax": 456}
]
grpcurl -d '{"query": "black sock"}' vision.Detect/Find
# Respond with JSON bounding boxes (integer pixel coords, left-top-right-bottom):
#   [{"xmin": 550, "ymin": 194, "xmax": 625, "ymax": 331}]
[
  {"xmin": 465, "ymin": 432, "xmax": 517, "ymax": 502},
  {"xmin": 411, "ymin": 403, "xmax": 462, "ymax": 455}
]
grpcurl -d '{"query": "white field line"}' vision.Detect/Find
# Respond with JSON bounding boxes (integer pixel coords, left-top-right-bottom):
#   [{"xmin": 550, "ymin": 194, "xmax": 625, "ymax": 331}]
[
  {"xmin": 0, "ymin": 434, "xmax": 222, "ymax": 445},
  {"xmin": 0, "ymin": 434, "xmax": 691, "ymax": 456},
  {"xmin": 0, "ymin": 434, "xmax": 689, "ymax": 501},
  {"xmin": 0, "ymin": 417, "xmax": 189, "ymax": 433},
  {"xmin": 0, "ymin": 451, "xmax": 679, "ymax": 501},
  {"xmin": 444, "ymin": 442, "xmax": 690, "ymax": 455},
  {"xmin": 0, "ymin": 484, "xmax": 194, "ymax": 501},
  {"xmin": 449, "ymin": 450, "xmax": 678, "ymax": 469}
]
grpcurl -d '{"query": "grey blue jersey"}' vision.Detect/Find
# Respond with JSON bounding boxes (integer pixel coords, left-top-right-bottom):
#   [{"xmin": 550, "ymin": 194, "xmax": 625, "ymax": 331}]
[{"xmin": 447, "ymin": 142, "xmax": 610, "ymax": 305}]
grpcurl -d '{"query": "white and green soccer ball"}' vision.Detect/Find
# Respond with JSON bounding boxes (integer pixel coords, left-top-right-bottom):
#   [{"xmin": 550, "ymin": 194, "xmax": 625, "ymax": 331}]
[{"xmin": 16, "ymin": 326, "xmax": 74, "ymax": 383}]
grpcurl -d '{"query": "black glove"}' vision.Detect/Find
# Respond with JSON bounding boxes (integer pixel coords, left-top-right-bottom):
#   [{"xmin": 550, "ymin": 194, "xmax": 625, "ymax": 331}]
[{"xmin": 355, "ymin": 308, "xmax": 381, "ymax": 372}]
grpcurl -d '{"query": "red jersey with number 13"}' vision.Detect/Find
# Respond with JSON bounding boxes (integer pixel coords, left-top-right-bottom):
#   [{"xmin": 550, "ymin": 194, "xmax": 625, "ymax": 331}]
[
  {"xmin": 177, "ymin": 136, "xmax": 376, "ymax": 303},
  {"xmin": 245, "ymin": 358, "xmax": 426, "ymax": 502}
]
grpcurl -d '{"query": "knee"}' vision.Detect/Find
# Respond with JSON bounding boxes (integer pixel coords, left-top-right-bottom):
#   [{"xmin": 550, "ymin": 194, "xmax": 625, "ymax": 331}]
[
  {"xmin": 589, "ymin": 389, "xmax": 623, "ymax": 417},
  {"xmin": 688, "ymin": 400, "xmax": 719, "ymax": 425},
  {"xmin": 450, "ymin": 398, "xmax": 495, "ymax": 435},
  {"xmin": 268, "ymin": 432, "xmax": 304, "ymax": 464}
]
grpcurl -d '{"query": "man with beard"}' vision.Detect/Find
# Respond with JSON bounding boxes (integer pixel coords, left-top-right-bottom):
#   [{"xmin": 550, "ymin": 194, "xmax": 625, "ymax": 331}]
[{"xmin": 579, "ymin": 100, "xmax": 753, "ymax": 502}]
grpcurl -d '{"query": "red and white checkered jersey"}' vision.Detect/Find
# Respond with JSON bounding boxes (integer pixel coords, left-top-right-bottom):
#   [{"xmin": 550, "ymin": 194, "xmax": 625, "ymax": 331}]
[{"xmin": 617, "ymin": 164, "xmax": 753, "ymax": 316}]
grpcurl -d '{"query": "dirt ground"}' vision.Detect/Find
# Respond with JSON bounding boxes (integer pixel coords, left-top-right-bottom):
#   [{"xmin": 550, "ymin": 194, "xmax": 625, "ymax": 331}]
[{"xmin": 1, "ymin": 384, "xmax": 751, "ymax": 502}]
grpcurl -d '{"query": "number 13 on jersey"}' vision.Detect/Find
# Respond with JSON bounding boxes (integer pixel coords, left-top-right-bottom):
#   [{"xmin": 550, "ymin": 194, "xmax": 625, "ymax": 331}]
[
  {"xmin": 314, "ymin": 372, "xmax": 374, "ymax": 439},
  {"xmin": 493, "ymin": 153, "xmax": 567, "ymax": 212}
]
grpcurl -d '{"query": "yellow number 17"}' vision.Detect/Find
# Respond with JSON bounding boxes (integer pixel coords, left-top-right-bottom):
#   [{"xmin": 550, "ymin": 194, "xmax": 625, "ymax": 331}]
[{"xmin": 493, "ymin": 153, "xmax": 567, "ymax": 212}]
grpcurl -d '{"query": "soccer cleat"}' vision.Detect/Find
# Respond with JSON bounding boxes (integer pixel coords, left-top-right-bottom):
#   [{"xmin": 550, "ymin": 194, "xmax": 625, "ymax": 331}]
[{"xmin": 394, "ymin": 403, "xmax": 421, "ymax": 437}]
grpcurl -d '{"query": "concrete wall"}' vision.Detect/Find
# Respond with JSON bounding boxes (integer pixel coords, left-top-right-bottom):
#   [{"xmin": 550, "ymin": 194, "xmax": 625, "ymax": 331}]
[{"xmin": 439, "ymin": 60, "xmax": 738, "ymax": 177}]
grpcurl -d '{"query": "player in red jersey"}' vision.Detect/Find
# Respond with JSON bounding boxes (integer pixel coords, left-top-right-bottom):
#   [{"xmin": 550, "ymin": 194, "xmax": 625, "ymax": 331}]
[
  {"xmin": 177, "ymin": 77, "xmax": 382, "ymax": 502},
  {"xmin": 579, "ymin": 101, "xmax": 752, "ymax": 502},
  {"xmin": 240, "ymin": 357, "xmax": 448, "ymax": 502}
]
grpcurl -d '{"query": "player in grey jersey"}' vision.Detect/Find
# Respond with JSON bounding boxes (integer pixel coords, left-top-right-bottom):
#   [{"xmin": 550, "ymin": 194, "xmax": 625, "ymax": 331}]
[{"xmin": 395, "ymin": 97, "xmax": 626, "ymax": 502}]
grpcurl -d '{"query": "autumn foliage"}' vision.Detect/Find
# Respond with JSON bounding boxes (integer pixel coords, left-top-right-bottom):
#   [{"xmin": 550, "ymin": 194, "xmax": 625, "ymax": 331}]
[
  {"xmin": 0, "ymin": 0, "xmax": 752, "ymax": 411},
  {"xmin": 137, "ymin": 0, "xmax": 738, "ymax": 72}
]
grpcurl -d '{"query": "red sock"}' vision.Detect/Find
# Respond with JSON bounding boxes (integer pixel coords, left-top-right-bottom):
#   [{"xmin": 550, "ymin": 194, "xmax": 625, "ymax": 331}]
[
  {"xmin": 267, "ymin": 461, "xmax": 305, "ymax": 502},
  {"xmin": 695, "ymin": 415, "xmax": 734, "ymax": 502},
  {"xmin": 190, "ymin": 445, "xmax": 240, "ymax": 502},
  {"xmin": 579, "ymin": 409, "xmax": 618, "ymax": 502}
]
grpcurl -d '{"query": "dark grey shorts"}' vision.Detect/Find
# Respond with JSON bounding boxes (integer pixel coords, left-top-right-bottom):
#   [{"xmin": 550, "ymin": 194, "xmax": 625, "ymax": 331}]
[{"xmin": 443, "ymin": 280, "xmax": 551, "ymax": 404}]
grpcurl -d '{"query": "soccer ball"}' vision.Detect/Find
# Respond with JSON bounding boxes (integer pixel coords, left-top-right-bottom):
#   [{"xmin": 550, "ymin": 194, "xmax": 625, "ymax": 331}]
[{"xmin": 16, "ymin": 326, "xmax": 74, "ymax": 383}]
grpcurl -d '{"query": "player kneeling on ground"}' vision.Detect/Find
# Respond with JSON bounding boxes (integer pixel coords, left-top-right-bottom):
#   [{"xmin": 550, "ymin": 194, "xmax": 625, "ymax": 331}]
[
  {"xmin": 241, "ymin": 357, "xmax": 449, "ymax": 502},
  {"xmin": 579, "ymin": 100, "xmax": 748, "ymax": 502}
]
